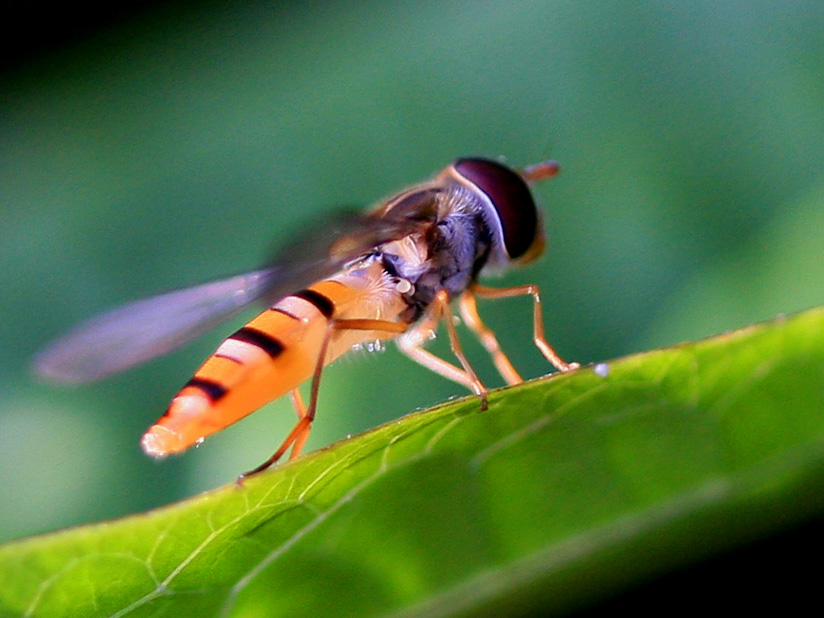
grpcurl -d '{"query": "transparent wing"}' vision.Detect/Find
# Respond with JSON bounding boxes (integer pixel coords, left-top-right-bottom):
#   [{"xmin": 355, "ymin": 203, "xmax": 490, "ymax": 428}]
[
  {"xmin": 33, "ymin": 269, "xmax": 278, "ymax": 383},
  {"xmin": 33, "ymin": 205, "xmax": 432, "ymax": 384}
]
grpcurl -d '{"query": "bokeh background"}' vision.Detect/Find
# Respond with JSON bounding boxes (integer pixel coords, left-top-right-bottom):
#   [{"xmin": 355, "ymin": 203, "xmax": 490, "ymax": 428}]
[{"xmin": 2, "ymin": 0, "xmax": 824, "ymax": 552}]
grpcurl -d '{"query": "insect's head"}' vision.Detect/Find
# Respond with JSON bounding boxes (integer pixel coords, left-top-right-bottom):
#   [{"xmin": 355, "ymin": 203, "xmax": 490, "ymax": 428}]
[{"xmin": 447, "ymin": 157, "xmax": 557, "ymax": 270}]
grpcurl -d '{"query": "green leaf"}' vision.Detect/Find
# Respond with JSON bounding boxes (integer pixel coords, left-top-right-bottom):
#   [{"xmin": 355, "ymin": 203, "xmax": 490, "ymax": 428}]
[{"xmin": 3, "ymin": 307, "xmax": 824, "ymax": 618}]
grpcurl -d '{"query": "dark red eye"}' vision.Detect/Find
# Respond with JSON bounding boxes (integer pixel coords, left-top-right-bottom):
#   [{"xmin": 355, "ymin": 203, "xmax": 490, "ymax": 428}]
[{"xmin": 454, "ymin": 158, "xmax": 539, "ymax": 259}]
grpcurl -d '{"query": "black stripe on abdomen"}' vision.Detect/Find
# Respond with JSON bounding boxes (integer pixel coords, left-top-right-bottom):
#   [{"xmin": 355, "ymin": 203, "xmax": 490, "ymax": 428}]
[
  {"xmin": 229, "ymin": 326, "xmax": 285, "ymax": 359},
  {"xmin": 186, "ymin": 377, "xmax": 228, "ymax": 401},
  {"xmin": 293, "ymin": 288, "xmax": 335, "ymax": 318},
  {"xmin": 268, "ymin": 306, "xmax": 301, "ymax": 321}
]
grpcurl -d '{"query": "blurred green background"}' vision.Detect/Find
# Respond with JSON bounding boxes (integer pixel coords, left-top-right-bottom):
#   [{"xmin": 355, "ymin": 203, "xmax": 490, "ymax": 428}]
[{"xmin": 2, "ymin": 0, "xmax": 824, "ymax": 546}]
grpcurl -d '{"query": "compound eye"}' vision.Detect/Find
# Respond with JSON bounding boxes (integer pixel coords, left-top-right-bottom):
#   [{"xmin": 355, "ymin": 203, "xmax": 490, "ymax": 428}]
[{"xmin": 454, "ymin": 158, "xmax": 540, "ymax": 260}]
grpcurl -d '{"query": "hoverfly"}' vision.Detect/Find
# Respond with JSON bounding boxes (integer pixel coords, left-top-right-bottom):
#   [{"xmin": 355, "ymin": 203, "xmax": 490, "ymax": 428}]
[{"xmin": 34, "ymin": 157, "xmax": 577, "ymax": 479}]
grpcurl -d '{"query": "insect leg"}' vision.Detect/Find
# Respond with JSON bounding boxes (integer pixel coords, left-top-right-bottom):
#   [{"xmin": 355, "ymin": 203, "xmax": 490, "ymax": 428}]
[
  {"xmin": 290, "ymin": 388, "xmax": 307, "ymax": 419},
  {"xmin": 286, "ymin": 388, "xmax": 312, "ymax": 460},
  {"xmin": 458, "ymin": 290, "xmax": 522, "ymax": 385},
  {"xmin": 470, "ymin": 283, "xmax": 579, "ymax": 372},
  {"xmin": 397, "ymin": 290, "xmax": 488, "ymax": 408},
  {"xmin": 237, "ymin": 318, "xmax": 409, "ymax": 482}
]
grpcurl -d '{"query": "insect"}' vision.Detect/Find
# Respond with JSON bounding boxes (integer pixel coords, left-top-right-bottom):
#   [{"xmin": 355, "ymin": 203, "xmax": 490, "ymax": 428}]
[{"xmin": 34, "ymin": 157, "xmax": 577, "ymax": 479}]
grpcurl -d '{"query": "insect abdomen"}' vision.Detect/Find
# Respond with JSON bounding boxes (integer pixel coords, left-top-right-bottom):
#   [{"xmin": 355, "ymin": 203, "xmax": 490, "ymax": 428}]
[{"xmin": 141, "ymin": 279, "xmax": 358, "ymax": 457}]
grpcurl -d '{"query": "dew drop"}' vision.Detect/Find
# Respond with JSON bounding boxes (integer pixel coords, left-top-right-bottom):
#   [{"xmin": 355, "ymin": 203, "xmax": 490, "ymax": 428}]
[{"xmin": 593, "ymin": 362, "xmax": 610, "ymax": 378}]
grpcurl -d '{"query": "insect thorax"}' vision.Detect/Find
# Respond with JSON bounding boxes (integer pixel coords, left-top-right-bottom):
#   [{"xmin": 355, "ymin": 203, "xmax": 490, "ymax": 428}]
[{"xmin": 379, "ymin": 204, "xmax": 492, "ymax": 321}]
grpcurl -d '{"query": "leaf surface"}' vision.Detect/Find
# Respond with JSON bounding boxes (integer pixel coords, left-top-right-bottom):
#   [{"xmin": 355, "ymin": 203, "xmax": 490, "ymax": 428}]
[{"xmin": 2, "ymin": 308, "xmax": 824, "ymax": 617}]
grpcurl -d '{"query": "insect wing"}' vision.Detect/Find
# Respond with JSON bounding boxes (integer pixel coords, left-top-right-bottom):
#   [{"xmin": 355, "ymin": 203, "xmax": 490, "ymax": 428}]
[
  {"xmin": 33, "ymin": 208, "xmax": 426, "ymax": 384},
  {"xmin": 34, "ymin": 269, "xmax": 277, "ymax": 383}
]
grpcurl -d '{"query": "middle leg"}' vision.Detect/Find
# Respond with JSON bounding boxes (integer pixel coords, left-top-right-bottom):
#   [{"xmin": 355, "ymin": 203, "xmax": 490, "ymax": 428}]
[{"xmin": 238, "ymin": 317, "xmax": 410, "ymax": 482}]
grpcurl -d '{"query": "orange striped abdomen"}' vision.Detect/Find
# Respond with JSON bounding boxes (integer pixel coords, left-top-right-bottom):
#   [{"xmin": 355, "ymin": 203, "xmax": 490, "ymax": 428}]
[{"xmin": 141, "ymin": 273, "xmax": 406, "ymax": 457}]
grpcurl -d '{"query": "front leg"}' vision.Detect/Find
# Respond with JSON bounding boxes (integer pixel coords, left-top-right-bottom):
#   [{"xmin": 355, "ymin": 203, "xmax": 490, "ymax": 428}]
[{"xmin": 397, "ymin": 289, "xmax": 488, "ymax": 409}]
